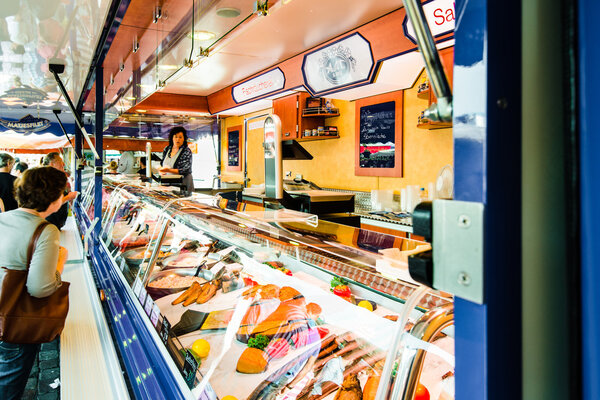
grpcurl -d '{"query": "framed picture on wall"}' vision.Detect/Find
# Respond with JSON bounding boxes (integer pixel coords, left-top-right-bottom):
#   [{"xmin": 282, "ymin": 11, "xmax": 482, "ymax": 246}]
[
  {"xmin": 355, "ymin": 91, "xmax": 403, "ymax": 177},
  {"xmin": 227, "ymin": 125, "xmax": 242, "ymax": 171}
]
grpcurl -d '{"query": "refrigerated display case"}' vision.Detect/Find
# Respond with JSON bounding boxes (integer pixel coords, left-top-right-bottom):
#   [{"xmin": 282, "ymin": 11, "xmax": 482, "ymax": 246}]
[{"xmin": 74, "ymin": 177, "xmax": 455, "ymax": 400}]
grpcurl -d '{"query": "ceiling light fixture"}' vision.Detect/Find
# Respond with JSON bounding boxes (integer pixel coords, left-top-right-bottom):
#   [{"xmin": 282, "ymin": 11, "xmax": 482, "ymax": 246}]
[
  {"xmin": 158, "ymin": 64, "xmax": 179, "ymax": 70},
  {"xmin": 188, "ymin": 30, "xmax": 216, "ymax": 41},
  {"xmin": 216, "ymin": 7, "xmax": 241, "ymax": 18},
  {"xmin": 136, "ymin": 109, "xmax": 147, "ymax": 113}
]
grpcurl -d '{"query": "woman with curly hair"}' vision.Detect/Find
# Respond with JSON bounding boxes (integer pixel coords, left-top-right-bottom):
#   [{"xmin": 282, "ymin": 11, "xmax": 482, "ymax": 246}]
[{"xmin": 0, "ymin": 167, "xmax": 72, "ymax": 399}]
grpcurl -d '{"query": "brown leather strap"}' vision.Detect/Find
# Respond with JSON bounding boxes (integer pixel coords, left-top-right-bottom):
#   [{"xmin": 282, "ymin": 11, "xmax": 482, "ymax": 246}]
[{"xmin": 26, "ymin": 221, "xmax": 52, "ymax": 269}]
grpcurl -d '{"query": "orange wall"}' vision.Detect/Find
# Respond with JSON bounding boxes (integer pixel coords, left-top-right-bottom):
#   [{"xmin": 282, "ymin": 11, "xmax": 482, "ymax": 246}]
[
  {"xmin": 220, "ymin": 110, "xmax": 268, "ymax": 185},
  {"xmin": 220, "ymin": 70, "xmax": 453, "ymax": 193}
]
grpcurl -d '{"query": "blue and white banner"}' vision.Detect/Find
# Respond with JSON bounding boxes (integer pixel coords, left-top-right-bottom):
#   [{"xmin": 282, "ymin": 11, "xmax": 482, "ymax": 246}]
[
  {"xmin": 232, "ymin": 68, "xmax": 285, "ymax": 103},
  {"xmin": 0, "ymin": 114, "xmax": 51, "ymax": 133}
]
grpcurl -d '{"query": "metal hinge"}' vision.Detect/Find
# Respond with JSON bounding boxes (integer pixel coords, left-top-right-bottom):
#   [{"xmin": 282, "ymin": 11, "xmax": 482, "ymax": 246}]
[{"xmin": 433, "ymin": 200, "xmax": 484, "ymax": 304}]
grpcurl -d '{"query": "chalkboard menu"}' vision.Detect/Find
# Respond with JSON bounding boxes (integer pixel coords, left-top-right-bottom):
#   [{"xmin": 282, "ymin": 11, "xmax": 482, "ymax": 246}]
[
  {"xmin": 183, "ymin": 349, "xmax": 199, "ymax": 389},
  {"xmin": 358, "ymin": 101, "xmax": 395, "ymax": 168},
  {"xmin": 227, "ymin": 130, "xmax": 240, "ymax": 167}
]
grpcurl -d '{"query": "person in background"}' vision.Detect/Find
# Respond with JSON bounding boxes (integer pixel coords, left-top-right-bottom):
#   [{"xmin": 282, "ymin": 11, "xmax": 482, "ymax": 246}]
[
  {"xmin": 159, "ymin": 126, "xmax": 194, "ymax": 195},
  {"xmin": 117, "ymin": 151, "xmax": 136, "ymax": 174},
  {"xmin": 0, "ymin": 153, "xmax": 18, "ymax": 212},
  {"xmin": 0, "ymin": 167, "xmax": 69, "ymax": 399},
  {"xmin": 14, "ymin": 162, "xmax": 28, "ymax": 177},
  {"xmin": 42, "ymin": 152, "xmax": 77, "ymax": 230},
  {"xmin": 106, "ymin": 160, "xmax": 118, "ymax": 174},
  {"xmin": 137, "ymin": 156, "xmax": 147, "ymax": 176}
]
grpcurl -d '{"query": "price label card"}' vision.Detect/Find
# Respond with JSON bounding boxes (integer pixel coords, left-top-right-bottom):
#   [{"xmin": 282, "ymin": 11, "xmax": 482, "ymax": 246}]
[
  {"xmin": 150, "ymin": 304, "xmax": 160, "ymax": 327},
  {"xmin": 133, "ymin": 277, "xmax": 142, "ymax": 297},
  {"xmin": 119, "ymin": 257, "xmax": 127, "ymax": 272},
  {"xmin": 159, "ymin": 317, "xmax": 170, "ymax": 345},
  {"xmin": 138, "ymin": 286, "xmax": 147, "ymax": 305},
  {"xmin": 183, "ymin": 349, "xmax": 199, "ymax": 389},
  {"xmin": 144, "ymin": 295, "xmax": 154, "ymax": 317}
]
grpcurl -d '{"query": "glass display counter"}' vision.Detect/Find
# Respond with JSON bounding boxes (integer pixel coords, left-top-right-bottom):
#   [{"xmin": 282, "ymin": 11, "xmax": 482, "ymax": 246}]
[{"xmin": 75, "ymin": 177, "xmax": 455, "ymax": 400}]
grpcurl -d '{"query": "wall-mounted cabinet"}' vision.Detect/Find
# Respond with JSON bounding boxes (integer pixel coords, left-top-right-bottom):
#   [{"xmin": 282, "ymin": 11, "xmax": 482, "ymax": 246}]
[{"xmin": 273, "ymin": 92, "xmax": 339, "ymax": 140}]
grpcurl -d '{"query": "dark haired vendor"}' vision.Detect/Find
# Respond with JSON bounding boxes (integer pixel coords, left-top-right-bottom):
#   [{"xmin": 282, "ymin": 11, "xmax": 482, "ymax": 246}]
[{"xmin": 159, "ymin": 126, "xmax": 194, "ymax": 195}]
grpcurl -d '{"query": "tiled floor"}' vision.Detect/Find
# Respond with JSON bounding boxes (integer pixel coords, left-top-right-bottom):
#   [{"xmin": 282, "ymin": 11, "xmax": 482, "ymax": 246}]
[{"xmin": 22, "ymin": 338, "xmax": 61, "ymax": 400}]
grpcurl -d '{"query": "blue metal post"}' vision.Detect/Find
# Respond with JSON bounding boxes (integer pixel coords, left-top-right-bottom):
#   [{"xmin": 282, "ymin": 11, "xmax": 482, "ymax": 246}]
[
  {"xmin": 74, "ymin": 126, "xmax": 82, "ymax": 194},
  {"xmin": 579, "ymin": 1, "xmax": 600, "ymax": 399},
  {"xmin": 453, "ymin": 0, "xmax": 522, "ymax": 399},
  {"xmin": 94, "ymin": 66, "xmax": 104, "ymax": 235}
]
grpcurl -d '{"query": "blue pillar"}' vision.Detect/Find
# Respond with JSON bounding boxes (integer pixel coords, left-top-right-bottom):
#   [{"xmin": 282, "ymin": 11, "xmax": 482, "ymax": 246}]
[
  {"xmin": 94, "ymin": 66, "xmax": 104, "ymax": 235},
  {"xmin": 579, "ymin": 1, "xmax": 600, "ymax": 399},
  {"xmin": 453, "ymin": 0, "xmax": 522, "ymax": 399}
]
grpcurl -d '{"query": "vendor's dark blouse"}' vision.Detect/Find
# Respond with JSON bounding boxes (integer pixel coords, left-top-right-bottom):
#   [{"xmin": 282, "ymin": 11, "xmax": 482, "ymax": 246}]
[{"xmin": 161, "ymin": 145, "xmax": 193, "ymax": 176}]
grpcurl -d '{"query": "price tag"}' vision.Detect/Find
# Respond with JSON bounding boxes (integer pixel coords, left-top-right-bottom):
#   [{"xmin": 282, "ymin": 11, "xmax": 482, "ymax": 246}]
[
  {"xmin": 159, "ymin": 317, "xmax": 171, "ymax": 345},
  {"xmin": 138, "ymin": 286, "xmax": 147, "ymax": 305},
  {"xmin": 144, "ymin": 295, "xmax": 154, "ymax": 317},
  {"xmin": 133, "ymin": 277, "xmax": 142, "ymax": 297},
  {"xmin": 183, "ymin": 349, "xmax": 199, "ymax": 389},
  {"xmin": 150, "ymin": 304, "xmax": 160, "ymax": 327},
  {"xmin": 119, "ymin": 258, "xmax": 127, "ymax": 272}
]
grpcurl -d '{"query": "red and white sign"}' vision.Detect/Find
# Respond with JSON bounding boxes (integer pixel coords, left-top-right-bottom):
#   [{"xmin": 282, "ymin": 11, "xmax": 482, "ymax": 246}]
[
  {"xmin": 233, "ymin": 68, "xmax": 285, "ymax": 103},
  {"xmin": 403, "ymin": 0, "xmax": 455, "ymax": 44}
]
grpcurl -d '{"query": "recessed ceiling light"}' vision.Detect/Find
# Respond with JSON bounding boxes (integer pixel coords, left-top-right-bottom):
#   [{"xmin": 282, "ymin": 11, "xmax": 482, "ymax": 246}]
[
  {"xmin": 136, "ymin": 109, "xmax": 147, "ymax": 113},
  {"xmin": 158, "ymin": 64, "xmax": 179, "ymax": 71},
  {"xmin": 188, "ymin": 30, "xmax": 216, "ymax": 41},
  {"xmin": 216, "ymin": 7, "xmax": 241, "ymax": 18}
]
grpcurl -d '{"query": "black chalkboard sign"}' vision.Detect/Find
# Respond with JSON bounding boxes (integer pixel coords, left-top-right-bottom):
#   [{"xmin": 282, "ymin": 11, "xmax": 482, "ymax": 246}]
[
  {"xmin": 228, "ymin": 130, "xmax": 240, "ymax": 167},
  {"xmin": 183, "ymin": 349, "xmax": 200, "ymax": 389},
  {"xmin": 159, "ymin": 316, "xmax": 171, "ymax": 346},
  {"xmin": 359, "ymin": 101, "xmax": 395, "ymax": 168}
]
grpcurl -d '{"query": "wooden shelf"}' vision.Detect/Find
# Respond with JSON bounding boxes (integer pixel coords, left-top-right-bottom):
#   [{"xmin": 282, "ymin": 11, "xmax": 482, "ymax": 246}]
[
  {"xmin": 417, "ymin": 87, "xmax": 430, "ymax": 99},
  {"xmin": 417, "ymin": 121, "xmax": 452, "ymax": 130},
  {"xmin": 302, "ymin": 112, "xmax": 340, "ymax": 118},
  {"xmin": 296, "ymin": 135, "xmax": 340, "ymax": 142}
]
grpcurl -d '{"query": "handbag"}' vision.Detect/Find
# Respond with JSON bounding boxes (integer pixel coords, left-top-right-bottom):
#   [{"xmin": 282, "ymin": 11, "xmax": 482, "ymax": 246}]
[{"xmin": 0, "ymin": 221, "xmax": 70, "ymax": 344}]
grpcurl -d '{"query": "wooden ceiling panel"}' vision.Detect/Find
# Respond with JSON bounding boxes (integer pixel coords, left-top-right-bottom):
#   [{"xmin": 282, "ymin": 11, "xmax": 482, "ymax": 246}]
[{"xmin": 130, "ymin": 92, "xmax": 209, "ymax": 115}]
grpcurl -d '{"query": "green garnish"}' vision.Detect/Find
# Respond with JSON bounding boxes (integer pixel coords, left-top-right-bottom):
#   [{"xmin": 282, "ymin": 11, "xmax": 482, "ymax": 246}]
[
  {"xmin": 330, "ymin": 276, "xmax": 348, "ymax": 291},
  {"xmin": 247, "ymin": 334, "xmax": 270, "ymax": 350}
]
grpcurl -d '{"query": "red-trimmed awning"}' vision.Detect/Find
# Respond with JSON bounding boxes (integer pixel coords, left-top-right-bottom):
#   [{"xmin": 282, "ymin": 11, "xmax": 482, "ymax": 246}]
[{"xmin": 0, "ymin": 130, "xmax": 70, "ymax": 151}]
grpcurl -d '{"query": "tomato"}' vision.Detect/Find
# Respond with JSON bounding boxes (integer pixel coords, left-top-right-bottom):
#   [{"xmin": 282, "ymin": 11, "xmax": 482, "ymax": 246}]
[
  {"xmin": 243, "ymin": 277, "xmax": 257, "ymax": 286},
  {"xmin": 414, "ymin": 383, "xmax": 430, "ymax": 400},
  {"xmin": 316, "ymin": 327, "xmax": 329, "ymax": 339},
  {"xmin": 333, "ymin": 285, "xmax": 351, "ymax": 297}
]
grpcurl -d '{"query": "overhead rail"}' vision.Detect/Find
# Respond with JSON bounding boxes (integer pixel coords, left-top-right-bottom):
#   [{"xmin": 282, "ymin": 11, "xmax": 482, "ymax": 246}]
[{"xmin": 50, "ymin": 62, "xmax": 101, "ymax": 160}]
